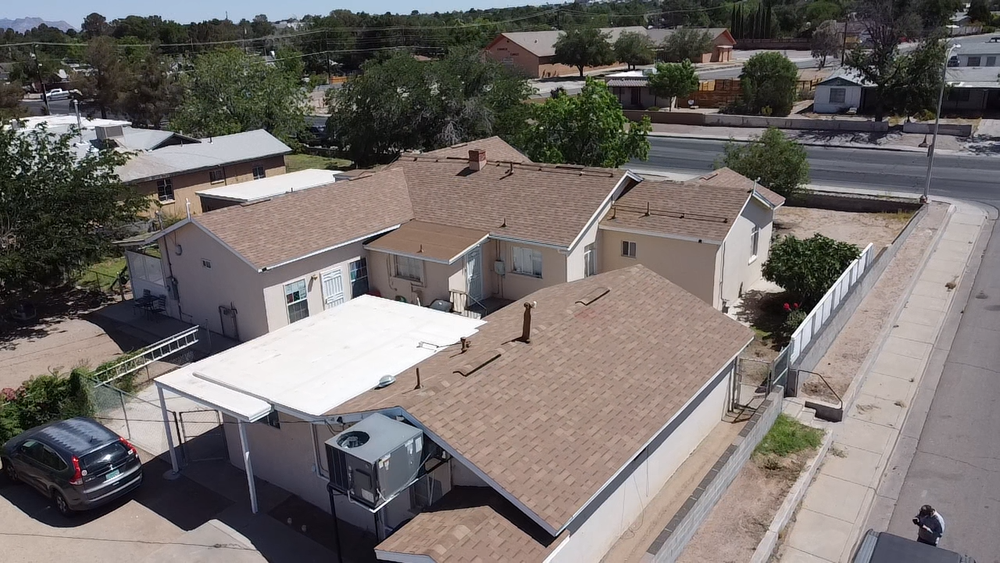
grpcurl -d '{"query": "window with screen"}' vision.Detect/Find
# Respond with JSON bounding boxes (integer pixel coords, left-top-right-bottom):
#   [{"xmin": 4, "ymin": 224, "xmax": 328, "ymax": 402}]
[
  {"xmin": 284, "ymin": 279, "xmax": 309, "ymax": 323},
  {"xmin": 156, "ymin": 178, "xmax": 174, "ymax": 202},
  {"xmin": 621, "ymin": 240, "xmax": 637, "ymax": 258},
  {"xmin": 252, "ymin": 165, "xmax": 265, "ymax": 180},
  {"xmin": 394, "ymin": 255, "xmax": 424, "ymax": 282},
  {"xmin": 829, "ymin": 88, "xmax": 846, "ymax": 104},
  {"xmin": 209, "ymin": 169, "xmax": 226, "ymax": 184},
  {"xmin": 511, "ymin": 246, "xmax": 543, "ymax": 277}
]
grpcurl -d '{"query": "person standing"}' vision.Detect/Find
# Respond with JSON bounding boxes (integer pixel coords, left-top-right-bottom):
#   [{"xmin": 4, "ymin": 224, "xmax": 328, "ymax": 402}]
[{"xmin": 913, "ymin": 504, "xmax": 946, "ymax": 546}]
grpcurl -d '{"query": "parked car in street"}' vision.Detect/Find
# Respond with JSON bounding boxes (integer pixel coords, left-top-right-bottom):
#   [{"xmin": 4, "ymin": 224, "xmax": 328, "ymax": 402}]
[
  {"xmin": 43, "ymin": 88, "xmax": 71, "ymax": 101},
  {"xmin": 852, "ymin": 529, "xmax": 976, "ymax": 563},
  {"xmin": 1, "ymin": 417, "xmax": 143, "ymax": 516}
]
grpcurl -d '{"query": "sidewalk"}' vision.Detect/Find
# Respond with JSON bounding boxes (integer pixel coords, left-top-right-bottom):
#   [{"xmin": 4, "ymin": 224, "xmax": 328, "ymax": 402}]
[
  {"xmin": 648, "ymin": 123, "xmax": 968, "ymax": 154},
  {"xmin": 777, "ymin": 199, "xmax": 989, "ymax": 562}
]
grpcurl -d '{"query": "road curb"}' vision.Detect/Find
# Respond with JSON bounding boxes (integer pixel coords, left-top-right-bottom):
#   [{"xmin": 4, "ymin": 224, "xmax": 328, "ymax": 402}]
[{"xmin": 646, "ymin": 132, "xmax": 965, "ymax": 156}]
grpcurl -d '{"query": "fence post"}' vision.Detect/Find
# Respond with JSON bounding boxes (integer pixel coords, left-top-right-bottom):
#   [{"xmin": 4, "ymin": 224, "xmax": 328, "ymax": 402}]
[{"xmin": 119, "ymin": 391, "xmax": 132, "ymax": 440}]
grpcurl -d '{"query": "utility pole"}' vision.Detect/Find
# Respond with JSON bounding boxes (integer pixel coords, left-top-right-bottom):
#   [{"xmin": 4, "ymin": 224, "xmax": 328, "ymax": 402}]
[
  {"xmin": 841, "ymin": 20, "xmax": 849, "ymax": 66},
  {"xmin": 325, "ymin": 30, "xmax": 332, "ymax": 84},
  {"xmin": 922, "ymin": 43, "xmax": 961, "ymax": 204},
  {"xmin": 32, "ymin": 44, "xmax": 49, "ymax": 114}
]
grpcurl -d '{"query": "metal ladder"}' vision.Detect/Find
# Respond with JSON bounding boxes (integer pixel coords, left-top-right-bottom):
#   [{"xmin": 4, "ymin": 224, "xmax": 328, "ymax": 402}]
[{"xmin": 93, "ymin": 326, "xmax": 200, "ymax": 387}]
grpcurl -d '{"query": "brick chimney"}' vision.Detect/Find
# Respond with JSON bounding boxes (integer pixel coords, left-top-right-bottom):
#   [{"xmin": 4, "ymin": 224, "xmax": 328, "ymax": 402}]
[{"xmin": 469, "ymin": 149, "xmax": 486, "ymax": 171}]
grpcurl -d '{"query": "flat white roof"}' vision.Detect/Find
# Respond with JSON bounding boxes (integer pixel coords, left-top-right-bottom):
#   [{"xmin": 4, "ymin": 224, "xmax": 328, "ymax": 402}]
[
  {"xmin": 18, "ymin": 115, "xmax": 131, "ymax": 130},
  {"xmin": 195, "ymin": 169, "xmax": 343, "ymax": 202},
  {"xmin": 155, "ymin": 296, "xmax": 484, "ymax": 421}
]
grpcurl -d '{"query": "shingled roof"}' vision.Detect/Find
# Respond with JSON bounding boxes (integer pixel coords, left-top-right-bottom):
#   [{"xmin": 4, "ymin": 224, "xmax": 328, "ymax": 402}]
[
  {"xmin": 693, "ymin": 167, "xmax": 786, "ymax": 208},
  {"xmin": 420, "ymin": 136, "xmax": 532, "ymax": 163},
  {"xmin": 603, "ymin": 179, "xmax": 749, "ymax": 242},
  {"xmin": 375, "ymin": 487, "xmax": 564, "ymax": 563},
  {"xmin": 333, "ymin": 265, "xmax": 753, "ymax": 533}
]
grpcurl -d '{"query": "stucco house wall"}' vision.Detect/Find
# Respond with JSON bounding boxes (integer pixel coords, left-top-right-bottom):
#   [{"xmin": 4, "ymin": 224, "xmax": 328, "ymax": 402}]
[
  {"xmin": 484, "ymin": 36, "xmax": 540, "ymax": 77},
  {"xmin": 367, "ymin": 250, "xmax": 465, "ymax": 307},
  {"xmin": 495, "ymin": 239, "xmax": 568, "ymax": 301},
  {"xmin": 599, "ymin": 229, "xmax": 718, "ymax": 306},
  {"xmin": 134, "ymin": 155, "xmax": 286, "ymax": 217},
  {"xmin": 155, "ymin": 223, "xmax": 364, "ymax": 342},
  {"xmin": 719, "ymin": 198, "xmax": 774, "ymax": 307},
  {"xmin": 550, "ymin": 358, "xmax": 736, "ymax": 563}
]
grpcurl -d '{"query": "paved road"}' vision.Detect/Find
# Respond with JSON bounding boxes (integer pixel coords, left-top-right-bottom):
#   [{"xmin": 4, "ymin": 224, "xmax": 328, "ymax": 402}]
[
  {"xmin": 884, "ymin": 214, "xmax": 1000, "ymax": 561},
  {"xmin": 633, "ymin": 136, "xmax": 1000, "ymax": 200}
]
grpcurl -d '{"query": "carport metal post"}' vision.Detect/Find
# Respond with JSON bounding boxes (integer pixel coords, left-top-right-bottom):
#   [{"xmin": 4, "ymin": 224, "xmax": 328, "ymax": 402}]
[
  {"xmin": 156, "ymin": 384, "xmax": 180, "ymax": 477},
  {"xmin": 238, "ymin": 419, "xmax": 259, "ymax": 514}
]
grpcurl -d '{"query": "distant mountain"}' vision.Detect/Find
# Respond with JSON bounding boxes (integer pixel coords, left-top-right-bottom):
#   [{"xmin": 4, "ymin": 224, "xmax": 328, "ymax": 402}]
[{"xmin": 0, "ymin": 17, "xmax": 74, "ymax": 33}]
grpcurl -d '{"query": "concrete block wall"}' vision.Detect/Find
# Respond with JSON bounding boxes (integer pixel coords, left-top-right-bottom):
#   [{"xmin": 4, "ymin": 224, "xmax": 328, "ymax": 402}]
[
  {"xmin": 902, "ymin": 122, "xmax": 974, "ymax": 137},
  {"xmin": 641, "ymin": 388, "xmax": 784, "ymax": 563}
]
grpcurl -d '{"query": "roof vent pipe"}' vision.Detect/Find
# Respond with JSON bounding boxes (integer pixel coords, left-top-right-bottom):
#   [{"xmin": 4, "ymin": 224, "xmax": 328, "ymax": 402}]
[
  {"xmin": 460, "ymin": 337, "xmax": 471, "ymax": 353},
  {"xmin": 519, "ymin": 301, "xmax": 537, "ymax": 343},
  {"xmin": 415, "ymin": 368, "xmax": 422, "ymax": 389}
]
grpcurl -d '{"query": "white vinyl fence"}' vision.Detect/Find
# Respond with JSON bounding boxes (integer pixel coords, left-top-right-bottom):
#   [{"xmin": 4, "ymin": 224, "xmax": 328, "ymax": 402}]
[{"xmin": 789, "ymin": 243, "xmax": 875, "ymax": 364}]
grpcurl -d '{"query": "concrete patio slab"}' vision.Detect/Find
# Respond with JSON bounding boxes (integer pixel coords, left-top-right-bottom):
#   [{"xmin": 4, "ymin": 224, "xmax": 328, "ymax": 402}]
[
  {"xmin": 801, "ymin": 474, "xmax": 869, "ymax": 523},
  {"xmin": 779, "ymin": 546, "xmax": 835, "ymax": 562},
  {"xmin": 859, "ymin": 372, "xmax": 916, "ymax": 403},
  {"xmin": 917, "ymin": 267, "xmax": 962, "ymax": 285},
  {"xmin": 821, "ymin": 443, "xmax": 883, "ymax": 488},
  {"xmin": 923, "ymin": 256, "xmax": 971, "ymax": 274},
  {"xmin": 870, "ymin": 352, "xmax": 925, "ymax": 380},
  {"xmin": 910, "ymin": 279, "xmax": 954, "ymax": 299},
  {"xmin": 835, "ymin": 418, "xmax": 895, "ymax": 454},
  {"xmin": 784, "ymin": 508, "xmax": 855, "ymax": 561},
  {"xmin": 850, "ymin": 392, "xmax": 907, "ymax": 428},
  {"xmin": 902, "ymin": 295, "xmax": 950, "ymax": 312},
  {"xmin": 883, "ymin": 334, "xmax": 933, "ymax": 361},
  {"xmin": 894, "ymin": 307, "xmax": 945, "ymax": 328},
  {"xmin": 942, "ymin": 222, "xmax": 983, "ymax": 241},
  {"xmin": 889, "ymin": 321, "xmax": 939, "ymax": 344}
]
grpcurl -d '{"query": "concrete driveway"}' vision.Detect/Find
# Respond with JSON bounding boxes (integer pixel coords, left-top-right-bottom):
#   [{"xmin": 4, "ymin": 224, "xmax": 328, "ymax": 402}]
[{"xmin": 0, "ymin": 455, "xmax": 335, "ymax": 563}]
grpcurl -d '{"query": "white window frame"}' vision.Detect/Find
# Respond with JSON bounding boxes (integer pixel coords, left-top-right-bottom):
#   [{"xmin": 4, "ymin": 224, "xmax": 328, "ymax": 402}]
[
  {"xmin": 252, "ymin": 165, "xmax": 266, "ymax": 180},
  {"xmin": 968, "ymin": 56, "xmax": 982, "ymax": 67},
  {"xmin": 209, "ymin": 169, "xmax": 226, "ymax": 184},
  {"xmin": 750, "ymin": 225, "xmax": 760, "ymax": 263},
  {"xmin": 829, "ymin": 87, "xmax": 846, "ymax": 104},
  {"xmin": 394, "ymin": 255, "xmax": 424, "ymax": 283},
  {"xmin": 284, "ymin": 279, "xmax": 309, "ymax": 323},
  {"xmin": 511, "ymin": 246, "xmax": 543, "ymax": 277},
  {"xmin": 156, "ymin": 178, "xmax": 174, "ymax": 202},
  {"xmin": 621, "ymin": 240, "xmax": 637, "ymax": 258}
]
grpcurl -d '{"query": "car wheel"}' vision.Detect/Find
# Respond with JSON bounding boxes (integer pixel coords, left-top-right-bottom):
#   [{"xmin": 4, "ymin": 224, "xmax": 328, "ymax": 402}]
[
  {"xmin": 2, "ymin": 459, "xmax": 16, "ymax": 483},
  {"xmin": 52, "ymin": 490, "xmax": 72, "ymax": 517}
]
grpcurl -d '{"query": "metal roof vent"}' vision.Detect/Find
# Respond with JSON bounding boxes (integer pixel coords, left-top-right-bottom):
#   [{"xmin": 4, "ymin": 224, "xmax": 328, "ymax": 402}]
[
  {"xmin": 375, "ymin": 375, "xmax": 396, "ymax": 389},
  {"xmin": 337, "ymin": 431, "xmax": 370, "ymax": 449}
]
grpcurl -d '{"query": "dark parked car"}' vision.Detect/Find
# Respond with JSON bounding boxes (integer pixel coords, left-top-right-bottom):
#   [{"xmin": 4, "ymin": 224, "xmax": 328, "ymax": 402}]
[
  {"xmin": 853, "ymin": 529, "xmax": 976, "ymax": 563},
  {"xmin": 1, "ymin": 417, "xmax": 143, "ymax": 516}
]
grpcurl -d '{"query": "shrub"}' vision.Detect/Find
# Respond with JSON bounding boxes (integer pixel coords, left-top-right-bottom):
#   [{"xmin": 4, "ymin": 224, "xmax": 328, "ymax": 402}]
[
  {"xmin": 762, "ymin": 234, "xmax": 861, "ymax": 307},
  {"xmin": 0, "ymin": 371, "xmax": 94, "ymax": 444},
  {"xmin": 913, "ymin": 109, "xmax": 936, "ymax": 122},
  {"xmin": 755, "ymin": 413, "xmax": 824, "ymax": 457},
  {"xmin": 783, "ymin": 306, "xmax": 808, "ymax": 334},
  {"xmin": 647, "ymin": 106, "xmax": 660, "ymax": 112}
]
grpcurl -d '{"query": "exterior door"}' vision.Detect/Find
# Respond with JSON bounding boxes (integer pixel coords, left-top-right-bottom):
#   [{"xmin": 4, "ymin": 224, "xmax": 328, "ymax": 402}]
[
  {"xmin": 465, "ymin": 246, "xmax": 483, "ymax": 301},
  {"xmin": 630, "ymin": 87, "xmax": 641, "ymax": 108},
  {"xmin": 320, "ymin": 268, "xmax": 345, "ymax": 310}
]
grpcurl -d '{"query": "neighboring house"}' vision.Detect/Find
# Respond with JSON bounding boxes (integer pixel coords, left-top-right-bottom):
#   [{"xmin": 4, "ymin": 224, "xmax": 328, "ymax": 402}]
[
  {"xmin": 484, "ymin": 27, "xmax": 734, "ymax": 78},
  {"xmin": 813, "ymin": 69, "xmax": 870, "ymax": 114},
  {"xmin": 602, "ymin": 167, "xmax": 785, "ymax": 311},
  {"xmin": 133, "ymin": 137, "xmax": 779, "ymax": 341},
  {"xmin": 116, "ymin": 129, "xmax": 292, "ymax": 217},
  {"xmin": 154, "ymin": 265, "xmax": 754, "ymax": 563},
  {"xmin": 196, "ymin": 168, "xmax": 345, "ymax": 212},
  {"xmin": 645, "ymin": 27, "xmax": 736, "ymax": 63}
]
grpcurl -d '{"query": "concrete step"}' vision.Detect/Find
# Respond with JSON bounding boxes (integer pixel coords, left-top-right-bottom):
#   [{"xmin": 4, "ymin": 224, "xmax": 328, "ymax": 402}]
[
  {"xmin": 798, "ymin": 408, "xmax": 817, "ymax": 427},
  {"xmin": 782, "ymin": 398, "xmax": 804, "ymax": 419}
]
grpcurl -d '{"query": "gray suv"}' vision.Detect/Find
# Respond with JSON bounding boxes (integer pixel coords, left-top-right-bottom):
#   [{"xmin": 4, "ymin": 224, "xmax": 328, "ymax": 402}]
[{"xmin": 1, "ymin": 417, "xmax": 143, "ymax": 516}]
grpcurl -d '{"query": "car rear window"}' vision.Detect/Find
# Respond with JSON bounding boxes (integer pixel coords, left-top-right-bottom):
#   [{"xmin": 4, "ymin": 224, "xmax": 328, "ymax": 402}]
[{"xmin": 79, "ymin": 441, "xmax": 129, "ymax": 470}]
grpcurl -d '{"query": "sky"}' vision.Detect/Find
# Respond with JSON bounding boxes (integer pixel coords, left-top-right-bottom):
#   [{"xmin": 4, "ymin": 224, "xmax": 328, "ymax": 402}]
[{"xmin": 6, "ymin": 0, "xmax": 546, "ymax": 29}]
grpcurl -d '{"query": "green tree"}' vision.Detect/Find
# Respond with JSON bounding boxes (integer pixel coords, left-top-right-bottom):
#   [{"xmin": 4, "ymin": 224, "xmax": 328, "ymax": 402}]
[
  {"xmin": 328, "ymin": 50, "xmax": 532, "ymax": 167},
  {"xmin": 614, "ymin": 31, "xmax": 656, "ymax": 70},
  {"xmin": 805, "ymin": 2, "xmax": 843, "ymax": 24},
  {"xmin": 553, "ymin": 27, "xmax": 615, "ymax": 77},
  {"xmin": 647, "ymin": 60, "xmax": 699, "ymax": 111},
  {"xmin": 250, "ymin": 14, "xmax": 276, "ymax": 38},
  {"xmin": 658, "ymin": 28, "xmax": 713, "ymax": 63},
  {"xmin": 887, "ymin": 38, "xmax": 946, "ymax": 118},
  {"xmin": 916, "ymin": 0, "xmax": 965, "ymax": 29},
  {"xmin": 121, "ymin": 51, "xmax": 183, "ymax": 129},
  {"xmin": 811, "ymin": 20, "xmax": 842, "ymax": 70},
  {"xmin": 0, "ymin": 81, "xmax": 27, "ymax": 120},
  {"xmin": 171, "ymin": 49, "xmax": 307, "ymax": 144},
  {"xmin": 81, "ymin": 12, "xmax": 111, "ymax": 39},
  {"xmin": 0, "ymin": 126, "xmax": 145, "ymax": 299},
  {"xmin": 73, "ymin": 36, "xmax": 128, "ymax": 119},
  {"xmin": 719, "ymin": 127, "xmax": 809, "ymax": 199},
  {"xmin": 762, "ymin": 234, "xmax": 861, "ymax": 307},
  {"xmin": 969, "ymin": 0, "xmax": 991, "ymax": 22},
  {"xmin": 738, "ymin": 51, "xmax": 799, "ymax": 116},
  {"xmin": 517, "ymin": 78, "xmax": 651, "ymax": 167}
]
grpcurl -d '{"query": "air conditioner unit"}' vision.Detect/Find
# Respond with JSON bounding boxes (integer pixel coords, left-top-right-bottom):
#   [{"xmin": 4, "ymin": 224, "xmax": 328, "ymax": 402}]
[
  {"xmin": 95, "ymin": 125, "xmax": 125, "ymax": 140},
  {"xmin": 326, "ymin": 413, "xmax": 424, "ymax": 509}
]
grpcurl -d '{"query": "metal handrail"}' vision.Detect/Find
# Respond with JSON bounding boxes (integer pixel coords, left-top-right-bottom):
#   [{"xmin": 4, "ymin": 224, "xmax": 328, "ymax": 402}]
[{"xmin": 796, "ymin": 369, "xmax": 844, "ymax": 411}]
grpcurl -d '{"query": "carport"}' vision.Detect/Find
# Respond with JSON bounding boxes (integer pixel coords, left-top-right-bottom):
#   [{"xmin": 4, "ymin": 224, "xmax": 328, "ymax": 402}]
[{"xmin": 152, "ymin": 295, "xmax": 484, "ymax": 514}]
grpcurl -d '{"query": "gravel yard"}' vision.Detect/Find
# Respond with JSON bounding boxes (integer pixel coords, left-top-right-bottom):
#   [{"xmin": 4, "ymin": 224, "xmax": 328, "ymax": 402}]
[{"xmin": 775, "ymin": 206, "xmax": 913, "ymax": 251}]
